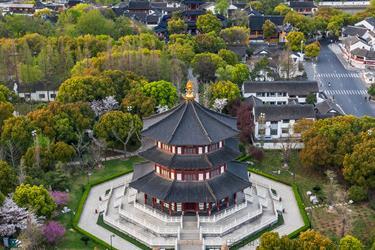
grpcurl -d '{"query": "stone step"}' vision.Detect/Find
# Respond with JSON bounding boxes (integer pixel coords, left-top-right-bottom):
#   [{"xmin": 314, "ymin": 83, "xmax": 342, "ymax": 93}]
[
  {"xmin": 180, "ymin": 232, "xmax": 201, "ymax": 240},
  {"xmin": 178, "ymin": 239, "xmax": 202, "ymax": 245},
  {"xmin": 178, "ymin": 245, "xmax": 202, "ymax": 250}
]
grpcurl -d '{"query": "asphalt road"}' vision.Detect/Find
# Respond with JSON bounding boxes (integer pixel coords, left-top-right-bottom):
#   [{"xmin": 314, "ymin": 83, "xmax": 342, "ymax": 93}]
[{"xmin": 304, "ymin": 42, "xmax": 375, "ymax": 117}]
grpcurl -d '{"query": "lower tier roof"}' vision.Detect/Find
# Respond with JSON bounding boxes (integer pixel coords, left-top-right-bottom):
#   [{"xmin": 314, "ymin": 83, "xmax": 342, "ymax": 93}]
[
  {"xmin": 138, "ymin": 138, "xmax": 241, "ymax": 170},
  {"xmin": 129, "ymin": 161, "xmax": 251, "ymax": 203}
]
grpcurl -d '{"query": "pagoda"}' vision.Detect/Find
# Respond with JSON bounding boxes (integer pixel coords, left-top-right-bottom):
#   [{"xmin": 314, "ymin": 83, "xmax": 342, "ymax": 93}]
[{"xmin": 130, "ymin": 81, "xmax": 250, "ymax": 215}]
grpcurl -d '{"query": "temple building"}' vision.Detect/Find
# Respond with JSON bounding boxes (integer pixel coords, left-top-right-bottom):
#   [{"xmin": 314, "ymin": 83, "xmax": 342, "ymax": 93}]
[{"xmin": 130, "ymin": 81, "xmax": 251, "ymax": 215}]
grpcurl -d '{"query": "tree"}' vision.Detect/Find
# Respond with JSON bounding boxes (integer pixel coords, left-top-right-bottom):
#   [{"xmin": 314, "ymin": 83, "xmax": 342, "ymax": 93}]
[
  {"xmin": 122, "ymin": 89, "xmax": 156, "ymax": 117},
  {"xmin": 368, "ymin": 84, "xmax": 375, "ymax": 96},
  {"xmin": 76, "ymin": 9, "xmax": 115, "ymax": 36},
  {"xmin": 215, "ymin": 0, "xmax": 229, "ymax": 16},
  {"xmin": 168, "ymin": 42, "xmax": 195, "ymax": 64},
  {"xmin": 305, "ymin": 42, "xmax": 320, "ymax": 59},
  {"xmin": 194, "ymin": 32, "xmax": 226, "ymax": 53},
  {"xmin": 299, "ymin": 229, "xmax": 334, "ymax": 249},
  {"xmin": 216, "ymin": 63, "xmax": 249, "ymax": 85},
  {"xmin": 274, "ymin": 3, "xmax": 291, "ymax": 15},
  {"xmin": 167, "ymin": 18, "xmax": 187, "ymax": 34},
  {"xmin": 1, "ymin": 116, "xmax": 34, "ymax": 166},
  {"xmin": 196, "ymin": 12, "xmax": 221, "ymax": 34},
  {"xmin": 339, "ymin": 235, "xmax": 363, "ymax": 250},
  {"xmin": 17, "ymin": 218, "xmax": 44, "ymax": 250},
  {"xmin": 343, "ymin": 134, "xmax": 374, "ymax": 192},
  {"xmin": 348, "ymin": 185, "xmax": 368, "ymax": 202},
  {"xmin": 0, "ymin": 161, "xmax": 17, "ymax": 195},
  {"xmin": 217, "ymin": 49, "xmax": 238, "ymax": 65},
  {"xmin": 236, "ymin": 102, "xmax": 254, "ymax": 144},
  {"xmin": 141, "ymin": 80, "xmax": 178, "ymax": 108},
  {"xmin": 13, "ymin": 184, "xmax": 56, "ymax": 217},
  {"xmin": 219, "ymin": 26, "xmax": 249, "ymax": 46},
  {"xmin": 0, "ymin": 197, "xmax": 38, "ymax": 237},
  {"xmin": 306, "ymin": 93, "xmax": 317, "ymax": 104},
  {"xmin": 286, "ymin": 31, "xmax": 305, "ymax": 51},
  {"xmin": 94, "ymin": 111, "xmax": 142, "ymax": 157},
  {"xmin": 43, "ymin": 221, "xmax": 65, "ymax": 245},
  {"xmin": 192, "ymin": 52, "xmax": 226, "ymax": 82},
  {"xmin": 263, "ymin": 20, "xmax": 277, "ymax": 41},
  {"xmin": 57, "ymin": 75, "xmax": 115, "ymax": 103},
  {"xmin": 209, "ymin": 80, "xmax": 240, "ymax": 104},
  {"xmin": 0, "ymin": 84, "xmax": 16, "ymax": 103},
  {"xmin": 230, "ymin": 10, "xmax": 249, "ymax": 27},
  {"xmin": 0, "ymin": 101, "xmax": 14, "ymax": 129},
  {"xmin": 49, "ymin": 191, "xmax": 69, "ymax": 207}
]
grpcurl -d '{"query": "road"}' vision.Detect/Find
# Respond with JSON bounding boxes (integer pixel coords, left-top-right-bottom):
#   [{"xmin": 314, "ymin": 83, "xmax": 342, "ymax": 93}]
[{"xmin": 304, "ymin": 42, "xmax": 375, "ymax": 117}]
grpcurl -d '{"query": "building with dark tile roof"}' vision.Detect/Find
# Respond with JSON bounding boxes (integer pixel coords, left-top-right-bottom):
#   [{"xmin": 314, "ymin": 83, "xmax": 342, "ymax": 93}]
[
  {"xmin": 289, "ymin": 1, "xmax": 317, "ymax": 15},
  {"xmin": 130, "ymin": 82, "xmax": 250, "ymax": 215}
]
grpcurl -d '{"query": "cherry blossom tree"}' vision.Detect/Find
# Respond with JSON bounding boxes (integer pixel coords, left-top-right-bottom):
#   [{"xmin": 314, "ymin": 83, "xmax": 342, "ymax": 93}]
[{"xmin": 0, "ymin": 197, "xmax": 38, "ymax": 237}]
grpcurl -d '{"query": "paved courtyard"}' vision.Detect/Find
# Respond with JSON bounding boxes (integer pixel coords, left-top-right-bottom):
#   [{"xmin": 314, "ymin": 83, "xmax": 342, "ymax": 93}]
[{"xmin": 78, "ymin": 170, "xmax": 304, "ymax": 250}]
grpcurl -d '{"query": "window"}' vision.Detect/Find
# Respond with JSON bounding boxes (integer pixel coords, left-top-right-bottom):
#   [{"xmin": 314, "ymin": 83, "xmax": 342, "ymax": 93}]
[
  {"xmin": 206, "ymin": 172, "xmax": 210, "ymax": 179},
  {"xmin": 271, "ymin": 121, "xmax": 278, "ymax": 125},
  {"xmin": 219, "ymin": 141, "xmax": 223, "ymax": 148},
  {"xmin": 256, "ymin": 92, "xmax": 265, "ymax": 97},
  {"xmin": 282, "ymin": 128, "xmax": 289, "ymax": 134},
  {"xmin": 157, "ymin": 141, "xmax": 161, "ymax": 148},
  {"xmin": 220, "ymin": 165, "xmax": 224, "ymax": 173},
  {"xmin": 156, "ymin": 166, "xmax": 160, "ymax": 174},
  {"xmin": 271, "ymin": 129, "xmax": 278, "ymax": 135},
  {"xmin": 198, "ymin": 147, "xmax": 203, "ymax": 154},
  {"xmin": 283, "ymin": 119, "xmax": 290, "ymax": 123},
  {"xmin": 171, "ymin": 172, "xmax": 175, "ymax": 180},
  {"xmin": 270, "ymin": 102, "xmax": 275, "ymax": 105},
  {"xmin": 258, "ymin": 128, "xmax": 265, "ymax": 135},
  {"xmin": 210, "ymin": 168, "xmax": 221, "ymax": 178},
  {"xmin": 184, "ymin": 146, "xmax": 196, "ymax": 154},
  {"xmin": 198, "ymin": 173, "xmax": 204, "ymax": 181},
  {"xmin": 184, "ymin": 173, "xmax": 197, "ymax": 181},
  {"xmin": 177, "ymin": 173, "xmax": 182, "ymax": 180},
  {"xmin": 39, "ymin": 93, "xmax": 45, "ymax": 99},
  {"xmin": 269, "ymin": 92, "xmax": 276, "ymax": 97},
  {"xmin": 177, "ymin": 147, "xmax": 182, "ymax": 154},
  {"xmin": 50, "ymin": 93, "xmax": 56, "ymax": 98}
]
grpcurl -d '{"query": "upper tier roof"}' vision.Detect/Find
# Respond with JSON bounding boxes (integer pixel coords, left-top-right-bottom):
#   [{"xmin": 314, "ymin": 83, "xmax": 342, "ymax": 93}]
[{"xmin": 142, "ymin": 100, "xmax": 238, "ymax": 146}]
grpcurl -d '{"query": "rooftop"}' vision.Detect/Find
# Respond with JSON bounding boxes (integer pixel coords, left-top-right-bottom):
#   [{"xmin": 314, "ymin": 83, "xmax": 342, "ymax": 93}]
[
  {"xmin": 249, "ymin": 15, "xmax": 284, "ymax": 31},
  {"xmin": 142, "ymin": 100, "xmax": 238, "ymax": 146},
  {"xmin": 243, "ymin": 80, "xmax": 319, "ymax": 96},
  {"xmin": 254, "ymin": 104, "xmax": 315, "ymax": 121}
]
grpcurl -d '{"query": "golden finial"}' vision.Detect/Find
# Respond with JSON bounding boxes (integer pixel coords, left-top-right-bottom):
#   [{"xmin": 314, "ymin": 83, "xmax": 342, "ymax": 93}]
[{"xmin": 184, "ymin": 80, "xmax": 195, "ymax": 101}]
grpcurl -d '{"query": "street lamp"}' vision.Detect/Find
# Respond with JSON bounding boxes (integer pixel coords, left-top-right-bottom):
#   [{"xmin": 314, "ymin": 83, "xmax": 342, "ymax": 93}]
[
  {"xmin": 110, "ymin": 234, "xmax": 115, "ymax": 250},
  {"xmin": 87, "ymin": 172, "xmax": 92, "ymax": 185}
]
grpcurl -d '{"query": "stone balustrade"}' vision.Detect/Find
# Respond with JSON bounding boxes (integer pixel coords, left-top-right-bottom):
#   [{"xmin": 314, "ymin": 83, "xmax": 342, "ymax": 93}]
[
  {"xmin": 200, "ymin": 205, "xmax": 263, "ymax": 236},
  {"xmin": 118, "ymin": 206, "xmax": 179, "ymax": 235},
  {"xmin": 133, "ymin": 201, "xmax": 182, "ymax": 224},
  {"xmin": 103, "ymin": 214, "xmax": 177, "ymax": 247},
  {"xmin": 198, "ymin": 201, "xmax": 248, "ymax": 224}
]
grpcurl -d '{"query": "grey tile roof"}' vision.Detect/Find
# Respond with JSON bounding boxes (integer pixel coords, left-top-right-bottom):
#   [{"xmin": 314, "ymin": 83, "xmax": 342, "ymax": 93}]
[
  {"xmin": 243, "ymin": 80, "xmax": 319, "ymax": 96},
  {"xmin": 128, "ymin": 1, "xmax": 150, "ymax": 10},
  {"xmin": 342, "ymin": 26, "xmax": 368, "ymax": 37},
  {"xmin": 289, "ymin": 1, "xmax": 316, "ymax": 8},
  {"xmin": 350, "ymin": 48, "xmax": 375, "ymax": 59},
  {"xmin": 365, "ymin": 17, "xmax": 375, "ymax": 27},
  {"xmin": 315, "ymin": 99, "xmax": 343, "ymax": 115},
  {"xmin": 129, "ymin": 161, "xmax": 250, "ymax": 202},
  {"xmin": 249, "ymin": 15, "xmax": 284, "ymax": 31},
  {"xmin": 142, "ymin": 100, "xmax": 239, "ymax": 145},
  {"xmin": 139, "ymin": 138, "xmax": 240, "ymax": 170},
  {"xmin": 244, "ymin": 96, "xmax": 263, "ymax": 107},
  {"xmin": 254, "ymin": 104, "xmax": 315, "ymax": 121}
]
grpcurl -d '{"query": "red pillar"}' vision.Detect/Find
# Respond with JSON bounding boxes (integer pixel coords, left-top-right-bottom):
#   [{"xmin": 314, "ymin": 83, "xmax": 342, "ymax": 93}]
[
  {"xmin": 217, "ymin": 200, "xmax": 220, "ymax": 211},
  {"xmin": 195, "ymin": 203, "xmax": 198, "ymax": 213},
  {"xmin": 226, "ymin": 197, "xmax": 229, "ymax": 207},
  {"xmin": 208, "ymin": 203, "xmax": 212, "ymax": 215},
  {"xmin": 169, "ymin": 203, "xmax": 172, "ymax": 215},
  {"xmin": 234, "ymin": 193, "xmax": 237, "ymax": 205},
  {"xmin": 161, "ymin": 200, "xmax": 164, "ymax": 212},
  {"xmin": 204, "ymin": 202, "xmax": 207, "ymax": 211},
  {"xmin": 152, "ymin": 197, "xmax": 155, "ymax": 207},
  {"xmin": 144, "ymin": 194, "xmax": 147, "ymax": 205},
  {"xmin": 174, "ymin": 202, "xmax": 177, "ymax": 212}
]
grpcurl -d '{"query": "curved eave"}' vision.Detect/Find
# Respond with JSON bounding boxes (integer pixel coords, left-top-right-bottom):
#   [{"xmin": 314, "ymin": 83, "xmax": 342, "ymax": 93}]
[
  {"xmin": 129, "ymin": 161, "xmax": 250, "ymax": 203},
  {"xmin": 139, "ymin": 144, "xmax": 240, "ymax": 170},
  {"xmin": 141, "ymin": 100, "xmax": 239, "ymax": 146}
]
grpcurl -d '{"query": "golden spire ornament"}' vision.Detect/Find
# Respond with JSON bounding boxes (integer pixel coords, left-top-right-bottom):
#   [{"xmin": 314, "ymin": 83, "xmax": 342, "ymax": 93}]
[{"xmin": 184, "ymin": 80, "xmax": 195, "ymax": 101}]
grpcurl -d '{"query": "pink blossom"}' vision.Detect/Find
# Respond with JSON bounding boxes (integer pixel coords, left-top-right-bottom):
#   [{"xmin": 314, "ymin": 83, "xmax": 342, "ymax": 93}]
[
  {"xmin": 49, "ymin": 191, "xmax": 69, "ymax": 206},
  {"xmin": 43, "ymin": 221, "xmax": 65, "ymax": 244}
]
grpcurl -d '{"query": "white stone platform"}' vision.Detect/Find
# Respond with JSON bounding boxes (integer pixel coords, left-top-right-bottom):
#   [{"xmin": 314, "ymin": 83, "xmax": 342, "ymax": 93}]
[{"xmin": 78, "ymin": 172, "xmax": 304, "ymax": 250}]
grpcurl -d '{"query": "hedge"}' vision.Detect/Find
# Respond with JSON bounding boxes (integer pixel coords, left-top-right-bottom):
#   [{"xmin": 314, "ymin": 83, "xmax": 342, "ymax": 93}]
[
  {"xmin": 248, "ymin": 168, "xmax": 311, "ymax": 238},
  {"xmin": 72, "ymin": 167, "xmax": 146, "ymax": 250}
]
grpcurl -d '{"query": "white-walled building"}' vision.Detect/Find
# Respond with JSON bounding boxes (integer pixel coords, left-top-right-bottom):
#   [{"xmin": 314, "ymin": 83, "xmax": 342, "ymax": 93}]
[{"xmin": 242, "ymin": 80, "xmax": 320, "ymax": 105}]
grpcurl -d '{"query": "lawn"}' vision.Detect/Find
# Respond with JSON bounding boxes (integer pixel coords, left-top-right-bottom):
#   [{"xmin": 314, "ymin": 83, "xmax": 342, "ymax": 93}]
[
  {"xmin": 248, "ymin": 150, "xmax": 375, "ymax": 248},
  {"xmin": 55, "ymin": 157, "xmax": 141, "ymax": 249}
]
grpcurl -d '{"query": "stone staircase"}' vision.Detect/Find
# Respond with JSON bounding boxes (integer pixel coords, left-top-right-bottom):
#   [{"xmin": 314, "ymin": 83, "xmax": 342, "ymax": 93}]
[{"xmin": 178, "ymin": 215, "xmax": 203, "ymax": 250}]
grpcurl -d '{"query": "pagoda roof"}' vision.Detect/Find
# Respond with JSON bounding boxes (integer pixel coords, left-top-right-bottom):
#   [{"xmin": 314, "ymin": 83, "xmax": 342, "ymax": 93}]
[
  {"xmin": 129, "ymin": 161, "xmax": 250, "ymax": 203},
  {"xmin": 139, "ymin": 138, "xmax": 240, "ymax": 170},
  {"xmin": 142, "ymin": 100, "xmax": 238, "ymax": 146}
]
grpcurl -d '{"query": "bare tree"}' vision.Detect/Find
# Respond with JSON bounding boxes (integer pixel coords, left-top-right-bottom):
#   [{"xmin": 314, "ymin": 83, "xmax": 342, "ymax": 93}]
[
  {"xmin": 71, "ymin": 132, "xmax": 91, "ymax": 171},
  {"xmin": 111, "ymin": 119, "xmax": 141, "ymax": 159}
]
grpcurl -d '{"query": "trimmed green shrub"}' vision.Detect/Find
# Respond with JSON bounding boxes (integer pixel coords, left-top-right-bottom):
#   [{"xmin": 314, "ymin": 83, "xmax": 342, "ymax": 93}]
[{"xmin": 348, "ymin": 185, "xmax": 368, "ymax": 202}]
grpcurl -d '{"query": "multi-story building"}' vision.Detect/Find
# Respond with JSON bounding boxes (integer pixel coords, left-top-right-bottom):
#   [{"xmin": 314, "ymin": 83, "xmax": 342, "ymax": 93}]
[{"xmin": 242, "ymin": 80, "xmax": 320, "ymax": 105}]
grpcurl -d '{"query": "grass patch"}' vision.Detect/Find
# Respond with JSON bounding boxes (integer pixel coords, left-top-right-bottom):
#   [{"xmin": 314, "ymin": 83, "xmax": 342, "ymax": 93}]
[
  {"xmin": 55, "ymin": 157, "xmax": 142, "ymax": 249},
  {"xmin": 97, "ymin": 215, "xmax": 150, "ymax": 250},
  {"xmin": 229, "ymin": 214, "xmax": 284, "ymax": 250}
]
